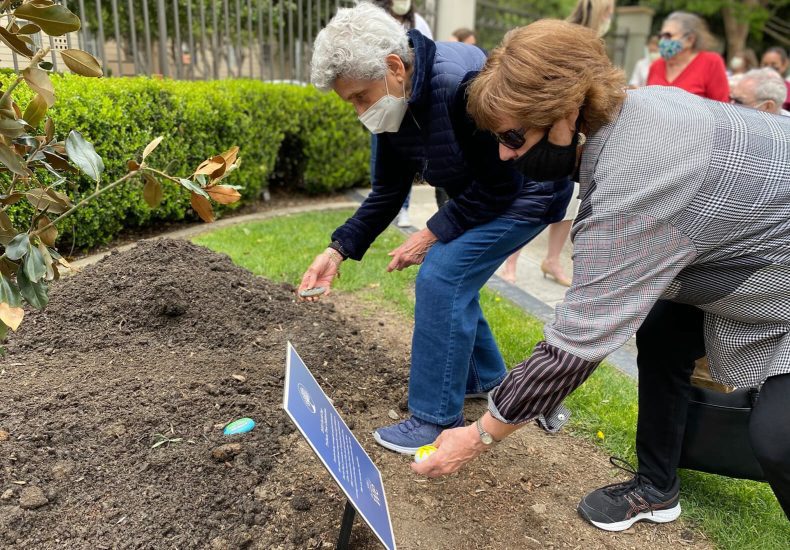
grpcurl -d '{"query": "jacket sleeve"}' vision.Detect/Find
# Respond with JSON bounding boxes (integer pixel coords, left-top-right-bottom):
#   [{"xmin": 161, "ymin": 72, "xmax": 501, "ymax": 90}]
[
  {"xmin": 330, "ymin": 135, "xmax": 416, "ymax": 261},
  {"xmin": 489, "ymin": 212, "xmax": 697, "ymax": 424},
  {"xmin": 425, "ymin": 73, "xmax": 522, "ymax": 243}
]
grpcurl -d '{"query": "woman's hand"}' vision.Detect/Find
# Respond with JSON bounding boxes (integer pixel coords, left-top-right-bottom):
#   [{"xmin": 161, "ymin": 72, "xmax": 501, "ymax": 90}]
[
  {"xmin": 297, "ymin": 249, "xmax": 343, "ymax": 302},
  {"xmin": 410, "ymin": 424, "xmax": 486, "ymax": 478},
  {"xmin": 387, "ymin": 228, "xmax": 438, "ymax": 272}
]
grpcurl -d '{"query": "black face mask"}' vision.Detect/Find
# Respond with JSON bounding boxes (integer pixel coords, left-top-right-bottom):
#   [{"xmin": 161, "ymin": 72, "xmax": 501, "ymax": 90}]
[{"xmin": 512, "ymin": 127, "xmax": 581, "ymax": 182}]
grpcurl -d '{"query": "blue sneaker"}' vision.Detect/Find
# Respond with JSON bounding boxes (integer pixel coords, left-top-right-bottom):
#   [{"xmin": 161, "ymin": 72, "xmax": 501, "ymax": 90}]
[{"xmin": 372, "ymin": 415, "xmax": 465, "ymax": 454}]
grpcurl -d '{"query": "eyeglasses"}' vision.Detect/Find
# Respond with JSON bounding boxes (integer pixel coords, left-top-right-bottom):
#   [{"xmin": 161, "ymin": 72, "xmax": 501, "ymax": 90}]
[
  {"xmin": 730, "ymin": 96, "xmax": 770, "ymax": 109},
  {"xmin": 658, "ymin": 32, "xmax": 684, "ymax": 40},
  {"xmin": 494, "ymin": 127, "xmax": 527, "ymax": 150}
]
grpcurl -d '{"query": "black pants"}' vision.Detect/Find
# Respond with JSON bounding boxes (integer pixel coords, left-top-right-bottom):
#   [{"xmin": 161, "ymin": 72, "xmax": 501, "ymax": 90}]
[{"xmin": 635, "ymin": 300, "xmax": 790, "ymax": 519}]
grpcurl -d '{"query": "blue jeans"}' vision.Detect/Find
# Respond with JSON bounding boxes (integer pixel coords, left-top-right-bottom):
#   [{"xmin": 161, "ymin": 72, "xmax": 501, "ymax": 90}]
[{"xmin": 409, "ymin": 216, "xmax": 547, "ymax": 425}]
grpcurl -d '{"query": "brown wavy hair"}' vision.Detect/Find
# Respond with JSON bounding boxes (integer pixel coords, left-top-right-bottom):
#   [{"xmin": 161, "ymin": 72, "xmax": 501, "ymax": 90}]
[{"xmin": 468, "ymin": 19, "xmax": 626, "ymax": 134}]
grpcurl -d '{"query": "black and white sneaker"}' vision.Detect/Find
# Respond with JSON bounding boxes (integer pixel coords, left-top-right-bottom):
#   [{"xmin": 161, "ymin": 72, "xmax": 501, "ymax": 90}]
[{"xmin": 578, "ymin": 457, "xmax": 681, "ymax": 532}]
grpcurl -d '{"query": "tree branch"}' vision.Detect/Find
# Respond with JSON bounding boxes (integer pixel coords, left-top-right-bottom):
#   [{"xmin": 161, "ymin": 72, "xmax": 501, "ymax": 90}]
[{"xmin": 31, "ymin": 170, "xmax": 139, "ymax": 238}]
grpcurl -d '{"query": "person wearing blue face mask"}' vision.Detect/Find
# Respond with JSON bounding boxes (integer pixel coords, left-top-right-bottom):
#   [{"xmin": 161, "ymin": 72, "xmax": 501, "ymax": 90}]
[
  {"xmin": 298, "ymin": 3, "xmax": 572, "ymax": 454},
  {"xmin": 647, "ymin": 11, "xmax": 729, "ymax": 102}
]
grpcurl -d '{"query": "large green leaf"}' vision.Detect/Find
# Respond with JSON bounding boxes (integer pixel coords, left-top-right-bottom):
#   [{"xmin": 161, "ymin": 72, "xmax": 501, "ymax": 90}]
[
  {"xmin": 5, "ymin": 233, "xmax": 29, "ymax": 261},
  {"xmin": 17, "ymin": 268, "xmax": 48, "ymax": 310},
  {"xmin": 0, "ymin": 273, "xmax": 21, "ymax": 307},
  {"xmin": 24, "ymin": 243, "xmax": 46, "ymax": 282},
  {"xmin": 65, "ymin": 130, "xmax": 104, "ymax": 182},
  {"xmin": 13, "ymin": 3, "xmax": 81, "ymax": 36}
]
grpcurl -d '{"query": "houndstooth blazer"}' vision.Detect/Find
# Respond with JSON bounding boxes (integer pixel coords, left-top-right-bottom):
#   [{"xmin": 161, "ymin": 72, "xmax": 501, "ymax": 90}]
[{"xmin": 490, "ymin": 86, "xmax": 790, "ymax": 425}]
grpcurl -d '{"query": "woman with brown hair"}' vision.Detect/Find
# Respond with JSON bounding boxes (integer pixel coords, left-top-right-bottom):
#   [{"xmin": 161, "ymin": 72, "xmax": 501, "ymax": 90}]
[
  {"xmin": 501, "ymin": 0, "xmax": 614, "ymax": 286},
  {"xmin": 412, "ymin": 19, "xmax": 790, "ymax": 533}
]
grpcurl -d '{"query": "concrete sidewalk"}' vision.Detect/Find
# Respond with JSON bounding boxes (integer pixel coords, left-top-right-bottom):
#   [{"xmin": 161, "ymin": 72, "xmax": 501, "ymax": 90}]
[{"xmin": 403, "ymin": 184, "xmax": 575, "ymax": 309}]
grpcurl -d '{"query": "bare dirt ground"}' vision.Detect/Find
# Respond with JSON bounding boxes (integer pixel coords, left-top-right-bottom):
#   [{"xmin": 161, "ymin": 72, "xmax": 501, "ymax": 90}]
[{"xmin": 0, "ymin": 239, "xmax": 712, "ymax": 549}]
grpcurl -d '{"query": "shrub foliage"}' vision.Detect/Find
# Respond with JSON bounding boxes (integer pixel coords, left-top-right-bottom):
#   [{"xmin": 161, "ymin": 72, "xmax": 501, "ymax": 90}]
[{"xmin": 4, "ymin": 75, "xmax": 370, "ymax": 249}]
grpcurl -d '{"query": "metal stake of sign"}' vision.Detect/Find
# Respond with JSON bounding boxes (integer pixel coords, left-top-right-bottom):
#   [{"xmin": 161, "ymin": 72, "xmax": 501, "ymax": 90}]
[{"xmin": 335, "ymin": 500, "xmax": 357, "ymax": 550}]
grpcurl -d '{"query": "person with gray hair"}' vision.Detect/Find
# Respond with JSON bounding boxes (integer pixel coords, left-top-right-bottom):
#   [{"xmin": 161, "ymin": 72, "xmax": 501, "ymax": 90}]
[
  {"xmin": 647, "ymin": 11, "xmax": 729, "ymax": 102},
  {"xmin": 299, "ymin": 3, "xmax": 572, "ymax": 454},
  {"xmin": 731, "ymin": 67, "xmax": 790, "ymax": 116}
]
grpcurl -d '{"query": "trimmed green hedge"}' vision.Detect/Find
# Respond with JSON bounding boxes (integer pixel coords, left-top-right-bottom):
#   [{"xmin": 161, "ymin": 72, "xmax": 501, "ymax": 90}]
[{"xmin": 2, "ymin": 75, "xmax": 369, "ymax": 249}]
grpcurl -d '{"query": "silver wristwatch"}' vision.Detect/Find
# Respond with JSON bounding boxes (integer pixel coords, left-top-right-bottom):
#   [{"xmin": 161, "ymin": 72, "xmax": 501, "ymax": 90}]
[{"xmin": 476, "ymin": 418, "xmax": 498, "ymax": 446}]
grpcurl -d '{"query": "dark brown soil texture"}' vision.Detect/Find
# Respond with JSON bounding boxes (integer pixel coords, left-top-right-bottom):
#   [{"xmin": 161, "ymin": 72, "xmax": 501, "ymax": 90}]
[{"xmin": 0, "ymin": 238, "xmax": 713, "ymax": 549}]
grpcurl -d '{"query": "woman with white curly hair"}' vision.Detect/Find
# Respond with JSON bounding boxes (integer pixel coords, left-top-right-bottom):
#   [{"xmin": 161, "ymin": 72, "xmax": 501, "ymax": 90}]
[{"xmin": 298, "ymin": 3, "xmax": 572, "ymax": 454}]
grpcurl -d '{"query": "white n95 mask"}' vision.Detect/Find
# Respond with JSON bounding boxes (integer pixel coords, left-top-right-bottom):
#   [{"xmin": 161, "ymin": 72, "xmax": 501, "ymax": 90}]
[{"xmin": 358, "ymin": 79, "xmax": 408, "ymax": 134}]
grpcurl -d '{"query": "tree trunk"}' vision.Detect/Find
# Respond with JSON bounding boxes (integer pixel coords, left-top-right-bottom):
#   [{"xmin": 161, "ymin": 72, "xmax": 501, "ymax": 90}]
[{"xmin": 721, "ymin": 0, "xmax": 765, "ymax": 58}]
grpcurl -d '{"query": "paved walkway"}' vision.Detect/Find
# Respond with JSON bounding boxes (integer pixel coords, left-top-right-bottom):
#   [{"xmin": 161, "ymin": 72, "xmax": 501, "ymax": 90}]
[{"xmin": 403, "ymin": 184, "xmax": 575, "ymax": 309}]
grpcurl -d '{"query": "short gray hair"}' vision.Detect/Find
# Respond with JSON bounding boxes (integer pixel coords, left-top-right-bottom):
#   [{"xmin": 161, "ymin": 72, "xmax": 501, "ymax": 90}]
[
  {"xmin": 743, "ymin": 68, "xmax": 787, "ymax": 110},
  {"xmin": 311, "ymin": 2, "xmax": 410, "ymax": 91}
]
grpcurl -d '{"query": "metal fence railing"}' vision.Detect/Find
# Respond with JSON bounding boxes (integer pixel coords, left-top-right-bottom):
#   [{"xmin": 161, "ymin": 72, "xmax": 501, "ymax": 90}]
[
  {"xmin": 60, "ymin": 0, "xmax": 361, "ymax": 81},
  {"xmin": 475, "ymin": 0, "xmax": 629, "ymax": 68},
  {"xmin": 0, "ymin": 0, "xmax": 436, "ymax": 82},
  {"xmin": 475, "ymin": 0, "xmax": 540, "ymax": 51}
]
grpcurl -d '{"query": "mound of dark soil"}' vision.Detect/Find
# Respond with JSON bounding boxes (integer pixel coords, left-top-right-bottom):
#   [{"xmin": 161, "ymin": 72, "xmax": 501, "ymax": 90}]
[
  {"xmin": 9, "ymin": 239, "xmax": 300, "ymax": 354},
  {"xmin": 0, "ymin": 239, "xmax": 406, "ymax": 549}
]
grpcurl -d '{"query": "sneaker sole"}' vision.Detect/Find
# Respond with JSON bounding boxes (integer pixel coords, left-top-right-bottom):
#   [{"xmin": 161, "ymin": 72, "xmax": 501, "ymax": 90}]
[
  {"xmin": 372, "ymin": 431, "xmax": 420, "ymax": 455},
  {"xmin": 578, "ymin": 502, "xmax": 681, "ymax": 532}
]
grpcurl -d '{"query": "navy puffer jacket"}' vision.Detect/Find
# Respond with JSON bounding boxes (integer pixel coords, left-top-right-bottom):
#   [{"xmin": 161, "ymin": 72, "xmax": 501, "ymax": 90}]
[{"xmin": 332, "ymin": 30, "xmax": 571, "ymax": 260}]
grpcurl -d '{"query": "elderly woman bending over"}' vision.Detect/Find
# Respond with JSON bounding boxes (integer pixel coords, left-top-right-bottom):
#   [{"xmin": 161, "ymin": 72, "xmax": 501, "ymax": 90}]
[
  {"xmin": 298, "ymin": 4, "xmax": 571, "ymax": 453},
  {"xmin": 414, "ymin": 19, "xmax": 790, "ymax": 533}
]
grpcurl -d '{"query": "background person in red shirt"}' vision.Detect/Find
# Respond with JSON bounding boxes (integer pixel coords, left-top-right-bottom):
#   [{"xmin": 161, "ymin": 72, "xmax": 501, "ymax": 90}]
[{"xmin": 647, "ymin": 12, "xmax": 729, "ymax": 102}]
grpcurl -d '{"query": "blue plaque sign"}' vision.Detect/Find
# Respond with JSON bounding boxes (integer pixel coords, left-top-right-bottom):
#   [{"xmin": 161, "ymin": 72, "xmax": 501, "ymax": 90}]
[{"xmin": 283, "ymin": 342, "xmax": 397, "ymax": 550}]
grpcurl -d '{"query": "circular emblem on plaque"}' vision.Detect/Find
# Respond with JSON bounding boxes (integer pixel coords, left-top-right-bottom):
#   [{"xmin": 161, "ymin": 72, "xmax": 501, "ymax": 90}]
[{"xmin": 297, "ymin": 383, "xmax": 316, "ymax": 414}]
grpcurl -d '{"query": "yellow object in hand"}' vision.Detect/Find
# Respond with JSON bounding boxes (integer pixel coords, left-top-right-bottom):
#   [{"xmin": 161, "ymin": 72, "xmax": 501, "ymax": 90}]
[{"xmin": 414, "ymin": 445, "xmax": 438, "ymax": 463}]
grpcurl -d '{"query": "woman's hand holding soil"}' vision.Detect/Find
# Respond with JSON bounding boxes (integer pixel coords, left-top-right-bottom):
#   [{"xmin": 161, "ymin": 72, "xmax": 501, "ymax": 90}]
[
  {"xmin": 387, "ymin": 228, "xmax": 438, "ymax": 272},
  {"xmin": 298, "ymin": 249, "xmax": 342, "ymax": 301}
]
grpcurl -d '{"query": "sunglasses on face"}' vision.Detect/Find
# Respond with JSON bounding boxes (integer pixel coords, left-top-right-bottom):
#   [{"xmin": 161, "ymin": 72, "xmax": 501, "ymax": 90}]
[
  {"xmin": 495, "ymin": 127, "xmax": 527, "ymax": 150},
  {"xmin": 730, "ymin": 96, "xmax": 745, "ymax": 105}
]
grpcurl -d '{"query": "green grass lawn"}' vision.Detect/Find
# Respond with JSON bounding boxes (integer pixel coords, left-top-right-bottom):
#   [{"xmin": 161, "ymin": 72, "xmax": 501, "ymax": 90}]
[{"xmin": 194, "ymin": 208, "xmax": 789, "ymax": 550}]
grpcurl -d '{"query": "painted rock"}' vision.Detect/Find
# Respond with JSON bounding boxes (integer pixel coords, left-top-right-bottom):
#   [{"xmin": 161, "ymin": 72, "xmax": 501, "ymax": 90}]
[
  {"xmin": 299, "ymin": 287, "xmax": 326, "ymax": 298},
  {"xmin": 223, "ymin": 417, "xmax": 255, "ymax": 436},
  {"xmin": 414, "ymin": 445, "xmax": 438, "ymax": 464}
]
